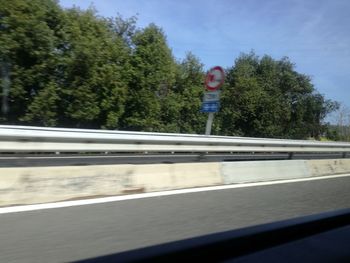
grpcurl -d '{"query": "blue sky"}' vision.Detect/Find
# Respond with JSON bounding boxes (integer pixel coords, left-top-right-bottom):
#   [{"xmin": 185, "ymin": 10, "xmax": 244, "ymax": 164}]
[{"xmin": 59, "ymin": 0, "xmax": 350, "ymax": 109}]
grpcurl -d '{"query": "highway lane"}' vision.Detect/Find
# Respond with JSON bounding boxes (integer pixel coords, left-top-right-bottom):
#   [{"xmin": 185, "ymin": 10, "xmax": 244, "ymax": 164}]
[
  {"xmin": 1, "ymin": 175, "xmax": 350, "ymax": 262},
  {"xmin": 0, "ymin": 152, "xmax": 346, "ymax": 167}
]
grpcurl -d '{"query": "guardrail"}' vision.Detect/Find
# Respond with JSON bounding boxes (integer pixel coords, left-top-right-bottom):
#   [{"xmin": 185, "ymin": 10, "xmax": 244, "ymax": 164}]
[{"xmin": 0, "ymin": 125, "xmax": 350, "ymax": 154}]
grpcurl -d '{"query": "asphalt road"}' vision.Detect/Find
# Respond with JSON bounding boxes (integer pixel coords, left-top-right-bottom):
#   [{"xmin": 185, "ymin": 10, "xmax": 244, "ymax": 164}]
[
  {"xmin": 0, "ymin": 153, "xmax": 346, "ymax": 167},
  {"xmin": 1, "ymin": 175, "xmax": 350, "ymax": 262}
]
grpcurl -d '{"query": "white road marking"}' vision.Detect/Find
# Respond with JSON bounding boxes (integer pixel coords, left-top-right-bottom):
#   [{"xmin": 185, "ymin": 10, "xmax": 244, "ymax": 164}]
[{"xmin": 1, "ymin": 173, "xmax": 350, "ymax": 214}]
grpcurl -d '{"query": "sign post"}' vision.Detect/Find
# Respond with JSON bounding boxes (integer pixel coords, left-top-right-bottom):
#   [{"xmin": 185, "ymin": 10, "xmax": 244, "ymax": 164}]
[
  {"xmin": 202, "ymin": 66, "xmax": 225, "ymax": 135},
  {"xmin": 205, "ymin": 111, "xmax": 215, "ymax": 135}
]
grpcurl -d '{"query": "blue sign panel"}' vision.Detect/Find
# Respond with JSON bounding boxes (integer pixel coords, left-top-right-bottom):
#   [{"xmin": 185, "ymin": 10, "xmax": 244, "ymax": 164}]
[{"xmin": 201, "ymin": 101, "xmax": 220, "ymax": 112}]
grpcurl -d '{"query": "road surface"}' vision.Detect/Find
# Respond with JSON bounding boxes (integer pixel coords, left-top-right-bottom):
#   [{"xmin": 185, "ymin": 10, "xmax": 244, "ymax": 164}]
[{"xmin": 1, "ymin": 175, "xmax": 350, "ymax": 262}]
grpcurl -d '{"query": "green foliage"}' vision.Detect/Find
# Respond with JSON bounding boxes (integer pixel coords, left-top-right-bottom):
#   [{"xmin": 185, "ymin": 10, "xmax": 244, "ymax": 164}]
[
  {"xmin": 175, "ymin": 52, "xmax": 206, "ymax": 134},
  {"xmin": 325, "ymin": 126, "xmax": 341, "ymax": 141},
  {"xmin": 327, "ymin": 105, "xmax": 350, "ymax": 141},
  {"xmin": 218, "ymin": 52, "xmax": 338, "ymax": 139},
  {"xmin": 0, "ymin": 1, "xmax": 339, "ymax": 139},
  {"xmin": 21, "ymin": 81, "xmax": 59, "ymax": 126},
  {"xmin": 55, "ymin": 7, "xmax": 130, "ymax": 128},
  {"xmin": 121, "ymin": 24, "xmax": 177, "ymax": 131},
  {"xmin": 0, "ymin": 1, "xmax": 130, "ymax": 128},
  {"xmin": 0, "ymin": 0, "xmax": 64, "ymax": 124}
]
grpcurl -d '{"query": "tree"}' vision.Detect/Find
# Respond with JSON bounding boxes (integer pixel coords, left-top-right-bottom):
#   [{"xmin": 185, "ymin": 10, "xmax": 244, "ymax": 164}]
[
  {"xmin": 0, "ymin": 1, "xmax": 133, "ymax": 128},
  {"xmin": 218, "ymin": 52, "xmax": 338, "ymax": 139},
  {"xmin": 54, "ymin": 7, "xmax": 130, "ymax": 128},
  {"xmin": 329, "ymin": 104, "xmax": 350, "ymax": 141},
  {"xmin": 108, "ymin": 13, "xmax": 138, "ymax": 48},
  {"xmin": 121, "ymin": 23, "xmax": 177, "ymax": 131},
  {"xmin": 174, "ymin": 52, "xmax": 206, "ymax": 134},
  {"xmin": 20, "ymin": 81, "xmax": 59, "ymax": 126},
  {"xmin": 219, "ymin": 52, "xmax": 278, "ymax": 137},
  {"xmin": 0, "ymin": 0, "xmax": 64, "ymax": 125}
]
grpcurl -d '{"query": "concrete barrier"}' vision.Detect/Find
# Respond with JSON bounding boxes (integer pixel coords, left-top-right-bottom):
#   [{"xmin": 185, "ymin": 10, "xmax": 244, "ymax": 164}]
[
  {"xmin": 306, "ymin": 159, "xmax": 350, "ymax": 177},
  {"xmin": 0, "ymin": 163, "xmax": 222, "ymax": 206},
  {"xmin": 1, "ymin": 159, "xmax": 350, "ymax": 207},
  {"xmin": 222, "ymin": 159, "xmax": 350, "ymax": 184},
  {"xmin": 221, "ymin": 160, "xmax": 311, "ymax": 184}
]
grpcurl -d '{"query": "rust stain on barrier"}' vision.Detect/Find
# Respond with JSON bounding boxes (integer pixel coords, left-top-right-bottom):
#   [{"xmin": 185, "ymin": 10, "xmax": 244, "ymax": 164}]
[{"xmin": 122, "ymin": 187, "xmax": 145, "ymax": 194}]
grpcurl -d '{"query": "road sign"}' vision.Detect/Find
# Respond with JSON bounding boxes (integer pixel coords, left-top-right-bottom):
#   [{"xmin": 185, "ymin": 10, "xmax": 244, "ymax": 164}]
[
  {"xmin": 203, "ymin": 91, "xmax": 220, "ymax": 102},
  {"xmin": 201, "ymin": 101, "xmax": 220, "ymax": 113},
  {"xmin": 203, "ymin": 66, "xmax": 225, "ymax": 135},
  {"xmin": 205, "ymin": 66, "xmax": 225, "ymax": 91}
]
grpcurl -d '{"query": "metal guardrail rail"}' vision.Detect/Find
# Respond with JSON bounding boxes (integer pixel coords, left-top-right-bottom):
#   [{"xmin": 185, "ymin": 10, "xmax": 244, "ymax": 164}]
[{"xmin": 0, "ymin": 125, "xmax": 350, "ymax": 153}]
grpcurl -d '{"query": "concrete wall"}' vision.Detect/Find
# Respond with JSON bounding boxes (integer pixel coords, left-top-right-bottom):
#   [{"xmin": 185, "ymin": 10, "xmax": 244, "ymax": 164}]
[
  {"xmin": 1, "ymin": 159, "xmax": 350, "ymax": 207},
  {"xmin": 221, "ymin": 160, "xmax": 310, "ymax": 184},
  {"xmin": 0, "ymin": 163, "xmax": 222, "ymax": 206},
  {"xmin": 306, "ymin": 159, "xmax": 350, "ymax": 177}
]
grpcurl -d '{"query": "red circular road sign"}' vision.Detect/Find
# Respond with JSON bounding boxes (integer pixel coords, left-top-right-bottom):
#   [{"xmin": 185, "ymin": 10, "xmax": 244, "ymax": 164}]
[{"xmin": 205, "ymin": 66, "xmax": 225, "ymax": 91}]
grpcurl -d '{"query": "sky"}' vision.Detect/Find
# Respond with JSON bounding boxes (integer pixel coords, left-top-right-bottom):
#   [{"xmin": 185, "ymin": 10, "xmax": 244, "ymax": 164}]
[{"xmin": 59, "ymin": 0, "xmax": 350, "ymax": 109}]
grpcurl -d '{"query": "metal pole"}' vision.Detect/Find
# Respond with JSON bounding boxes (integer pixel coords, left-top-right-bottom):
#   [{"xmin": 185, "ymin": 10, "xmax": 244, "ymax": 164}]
[{"xmin": 205, "ymin": 112, "xmax": 214, "ymax": 135}]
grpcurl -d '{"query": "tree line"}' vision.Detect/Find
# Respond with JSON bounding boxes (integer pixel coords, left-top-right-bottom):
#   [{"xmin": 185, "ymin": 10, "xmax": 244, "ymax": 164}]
[
  {"xmin": 326, "ymin": 105, "xmax": 350, "ymax": 141},
  {"xmin": 0, "ymin": 0, "xmax": 341, "ymax": 139}
]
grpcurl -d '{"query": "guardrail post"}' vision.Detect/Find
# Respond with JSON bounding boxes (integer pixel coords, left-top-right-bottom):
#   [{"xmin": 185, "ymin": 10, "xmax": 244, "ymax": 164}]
[
  {"xmin": 342, "ymin": 152, "xmax": 347, "ymax": 158},
  {"xmin": 288, "ymin": 152, "xmax": 294, "ymax": 159},
  {"xmin": 197, "ymin": 152, "xmax": 207, "ymax": 162}
]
